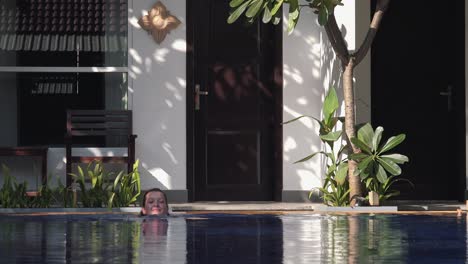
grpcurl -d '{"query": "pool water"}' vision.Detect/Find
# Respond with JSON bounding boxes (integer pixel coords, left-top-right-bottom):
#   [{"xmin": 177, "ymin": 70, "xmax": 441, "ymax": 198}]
[{"xmin": 0, "ymin": 213, "xmax": 466, "ymax": 263}]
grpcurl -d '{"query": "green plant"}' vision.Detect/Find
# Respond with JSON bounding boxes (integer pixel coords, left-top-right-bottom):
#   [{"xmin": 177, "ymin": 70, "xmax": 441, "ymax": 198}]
[
  {"xmin": 350, "ymin": 123, "xmax": 411, "ymax": 202},
  {"xmin": 108, "ymin": 160, "xmax": 141, "ymax": 208},
  {"xmin": 70, "ymin": 161, "xmax": 112, "ymax": 208},
  {"xmin": 0, "ymin": 164, "xmax": 33, "ymax": 208},
  {"xmin": 284, "ymin": 87, "xmax": 350, "ymax": 206}
]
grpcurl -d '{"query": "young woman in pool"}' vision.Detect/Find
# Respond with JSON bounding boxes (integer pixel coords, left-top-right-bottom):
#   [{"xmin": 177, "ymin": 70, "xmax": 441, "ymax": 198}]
[{"xmin": 140, "ymin": 188, "xmax": 169, "ymax": 216}]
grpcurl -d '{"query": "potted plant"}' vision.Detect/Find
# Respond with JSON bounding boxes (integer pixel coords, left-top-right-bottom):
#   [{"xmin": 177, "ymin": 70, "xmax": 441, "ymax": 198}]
[{"xmin": 350, "ymin": 124, "xmax": 411, "ymax": 205}]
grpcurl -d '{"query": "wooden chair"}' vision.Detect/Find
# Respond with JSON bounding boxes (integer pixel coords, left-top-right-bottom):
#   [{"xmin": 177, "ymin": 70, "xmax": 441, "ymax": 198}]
[{"xmin": 65, "ymin": 110, "xmax": 137, "ymax": 187}]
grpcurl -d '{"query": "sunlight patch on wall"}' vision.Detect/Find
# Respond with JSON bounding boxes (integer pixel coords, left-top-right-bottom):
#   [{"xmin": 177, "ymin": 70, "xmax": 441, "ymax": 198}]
[
  {"xmin": 296, "ymin": 97, "xmax": 308, "ymax": 106},
  {"xmin": 171, "ymin": 39, "xmax": 186, "ymax": 52},
  {"xmin": 153, "ymin": 48, "xmax": 170, "ymax": 63},
  {"xmin": 148, "ymin": 167, "xmax": 172, "ymax": 189},
  {"xmin": 165, "ymin": 82, "xmax": 183, "ymax": 101},
  {"xmin": 284, "ymin": 136, "xmax": 297, "ymax": 152},
  {"xmin": 283, "ymin": 105, "xmax": 314, "ymax": 129},
  {"xmin": 163, "ymin": 142, "xmax": 178, "ymax": 164},
  {"xmin": 297, "ymin": 169, "xmax": 321, "ymax": 189},
  {"xmin": 165, "ymin": 99, "xmax": 173, "ymax": 108},
  {"xmin": 283, "ymin": 64, "xmax": 304, "ymax": 84}
]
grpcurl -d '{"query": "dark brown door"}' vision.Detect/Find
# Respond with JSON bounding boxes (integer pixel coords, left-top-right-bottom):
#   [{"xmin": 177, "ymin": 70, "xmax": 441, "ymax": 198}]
[
  {"xmin": 372, "ymin": 1, "xmax": 465, "ymax": 200},
  {"xmin": 188, "ymin": 0, "xmax": 281, "ymax": 201}
]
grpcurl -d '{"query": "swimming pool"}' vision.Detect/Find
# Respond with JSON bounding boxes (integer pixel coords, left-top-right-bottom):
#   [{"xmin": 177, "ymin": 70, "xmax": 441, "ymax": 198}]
[{"xmin": 0, "ymin": 213, "xmax": 465, "ymax": 263}]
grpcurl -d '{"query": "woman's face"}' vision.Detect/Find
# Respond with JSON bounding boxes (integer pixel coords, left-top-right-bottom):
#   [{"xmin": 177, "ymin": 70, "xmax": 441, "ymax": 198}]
[{"xmin": 142, "ymin": 191, "xmax": 168, "ymax": 216}]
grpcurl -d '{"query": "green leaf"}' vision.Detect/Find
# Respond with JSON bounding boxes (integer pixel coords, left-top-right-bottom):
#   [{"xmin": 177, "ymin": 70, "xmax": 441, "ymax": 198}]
[
  {"xmin": 270, "ymin": 0, "xmax": 284, "ymax": 16},
  {"xmin": 262, "ymin": 4, "xmax": 272, "ymax": 23},
  {"xmin": 357, "ymin": 123, "xmax": 374, "ymax": 147},
  {"xmin": 230, "ymin": 0, "xmax": 246, "ymax": 8},
  {"xmin": 350, "ymin": 137, "xmax": 372, "ymax": 154},
  {"xmin": 282, "ymin": 115, "xmax": 321, "ymax": 126},
  {"xmin": 323, "ymin": 87, "xmax": 339, "ymax": 127},
  {"xmin": 372, "ymin": 126, "xmax": 383, "ymax": 152},
  {"xmin": 272, "ymin": 11, "xmax": 282, "ymax": 25},
  {"xmin": 376, "ymin": 164, "xmax": 388, "ymax": 184},
  {"xmin": 287, "ymin": 0, "xmax": 299, "ymax": 34},
  {"xmin": 378, "ymin": 157, "xmax": 401, "ymax": 176},
  {"xmin": 246, "ymin": 0, "xmax": 264, "ymax": 18},
  {"xmin": 357, "ymin": 155, "xmax": 373, "ymax": 172},
  {"xmin": 293, "ymin": 151, "xmax": 326, "ymax": 163},
  {"xmin": 380, "ymin": 154, "xmax": 409, "ymax": 164},
  {"xmin": 379, "ymin": 134, "xmax": 406, "ymax": 154},
  {"xmin": 318, "ymin": 5, "xmax": 328, "ymax": 26},
  {"xmin": 228, "ymin": 0, "xmax": 251, "ymax": 24},
  {"xmin": 335, "ymin": 163, "xmax": 348, "ymax": 185},
  {"xmin": 320, "ymin": 130, "xmax": 342, "ymax": 142}
]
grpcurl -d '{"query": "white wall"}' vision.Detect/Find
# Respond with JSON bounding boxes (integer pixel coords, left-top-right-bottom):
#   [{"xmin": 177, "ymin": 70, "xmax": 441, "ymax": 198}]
[
  {"xmin": 282, "ymin": 1, "xmax": 370, "ymax": 193},
  {"xmin": 129, "ymin": 0, "xmax": 187, "ymax": 191}
]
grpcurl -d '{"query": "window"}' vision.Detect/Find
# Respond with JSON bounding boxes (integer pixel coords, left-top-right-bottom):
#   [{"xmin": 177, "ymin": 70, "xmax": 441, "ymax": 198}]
[{"xmin": 0, "ymin": 0, "xmax": 128, "ymax": 147}]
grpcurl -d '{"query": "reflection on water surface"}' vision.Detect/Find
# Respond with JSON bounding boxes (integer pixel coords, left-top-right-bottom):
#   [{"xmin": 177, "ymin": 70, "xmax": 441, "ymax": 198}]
[{"xmin": 0, "ymin": 214, "xmax": 466, "ymax": 263}]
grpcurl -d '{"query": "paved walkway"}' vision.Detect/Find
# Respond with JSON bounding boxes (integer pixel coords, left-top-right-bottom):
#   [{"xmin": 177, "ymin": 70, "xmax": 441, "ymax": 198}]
[{"xmin": 170, "ymin": 201, "xmax": 466, "ymax": 213}]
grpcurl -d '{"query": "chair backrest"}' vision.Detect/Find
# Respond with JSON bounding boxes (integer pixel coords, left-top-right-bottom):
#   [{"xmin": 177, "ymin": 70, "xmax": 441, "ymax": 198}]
[{"xmin": 66, "ymin": 110, "xmax": 133, "ymax": 137}]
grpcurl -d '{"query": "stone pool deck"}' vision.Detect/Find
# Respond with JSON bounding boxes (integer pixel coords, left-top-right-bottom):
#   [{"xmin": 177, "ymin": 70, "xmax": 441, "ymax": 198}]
[
  {"xmin": 0, "ymin": 201, "xmax": 465, "ymax": 215},
  {"xmin": 170, "ymin": 201, "xmax": 466, "ymax": 214}
]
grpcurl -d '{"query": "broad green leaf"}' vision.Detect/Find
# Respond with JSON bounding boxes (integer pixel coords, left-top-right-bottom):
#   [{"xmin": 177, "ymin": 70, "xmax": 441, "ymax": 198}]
[
  {"xmin": 378, "ymin": 157, "xmax": 401, "ymax": 175},
  {"xmin": 287, "ymin": 0, "xmax": 299, "ymax": 34},
  {"xmin": 270, "ymin": 0, "xmax": 284, "ymax": 16},
  {"xmin": 320, "ymin": 130, "xmax": 342, "ymax": 142},
  {"xmin": 372, "ymin": 126, "xmax": 383, "ymax": 152},
  {"xmin": 262, "ymin": 4, "xmax": 272, "ymax": 23},
  {"xmin": 350, "ymin": 137, "xmax": 372, "ymax": 154},
  {"xmin": 318, "ymin": 5, "xmax": 328, "ymax": 25},
  {"xmin": 379, "ymin": 134, "xmax": 406, "ymax": 154},
  {"xmin": 376, "ymin": 164, "xmax": 388, "ymax": 184},
  {"xmin": 228, "ymin": 1, "xmax": 251, "ymax": 24},
  {"xmin": 380, "ymin": 154, "xmax": 409, "ymax": 164},
  {"xmin": 323, "ymin": 87, "xmax": 339, "ymax": 126},
  {"xmin": 357, "ymin": 123, "xmax": 374, "ymax": 147},
  {"xmin": 230, "ymin": 0, "xmax": 246, "ymax": 8},
  {"xmin": 357, "ymin": 155, "xmax": 373, "ymax": 172},
  {"xmin": 335, "ymin": 163, "xmax": 348, "ymax": 185},
  {"xmin": 272, "ymin": 11, "xmax": 282, "ymax": 25},
  {"xmin": 246, "ymin": 0, "xmax": 264, "ymax": 18}
]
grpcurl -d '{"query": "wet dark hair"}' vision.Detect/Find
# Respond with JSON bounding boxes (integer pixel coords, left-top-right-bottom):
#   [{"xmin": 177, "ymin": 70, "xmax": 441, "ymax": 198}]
[{"xmin": 140, "ymin": 188, "xmax": 169, "ymax": 216}]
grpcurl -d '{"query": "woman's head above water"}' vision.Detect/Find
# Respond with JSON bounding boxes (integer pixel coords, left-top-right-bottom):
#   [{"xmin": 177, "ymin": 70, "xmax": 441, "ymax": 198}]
[{"xmin": 140, "ymin": 188, "xmax": 169, "ymax": 216}]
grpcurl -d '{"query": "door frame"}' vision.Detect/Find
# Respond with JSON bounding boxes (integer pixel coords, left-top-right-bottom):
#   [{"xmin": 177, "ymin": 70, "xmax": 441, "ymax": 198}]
[{"xmin": 186, "ymin": 0, "xmax": 283, "ymax": 202}]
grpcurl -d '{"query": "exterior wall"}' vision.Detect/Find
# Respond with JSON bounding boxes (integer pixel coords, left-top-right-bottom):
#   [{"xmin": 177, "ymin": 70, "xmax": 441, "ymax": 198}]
[
  {"xmin": 282, "ymin": 0, "xmax": 370, "ymax": 201},
  {"xmin": 129, "ymin": 0, "xmax": 187, "ymax": 201}
]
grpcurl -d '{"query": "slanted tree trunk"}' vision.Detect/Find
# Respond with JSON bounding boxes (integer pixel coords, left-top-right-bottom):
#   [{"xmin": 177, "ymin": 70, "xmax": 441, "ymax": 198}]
[{"xmin": 323, "ymin": 0, "xmax": 390, "ymax": 205}]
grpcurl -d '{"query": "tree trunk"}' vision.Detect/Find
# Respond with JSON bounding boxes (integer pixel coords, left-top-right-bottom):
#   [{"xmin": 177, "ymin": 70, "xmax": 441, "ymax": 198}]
[{"xmin": 343, "ymin": 58, "xmax": 361, "ymax": 205}]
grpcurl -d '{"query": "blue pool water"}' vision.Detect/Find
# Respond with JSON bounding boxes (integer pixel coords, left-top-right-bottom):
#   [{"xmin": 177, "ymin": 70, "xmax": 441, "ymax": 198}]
[{"xmin": 0, "ymin": 213, "xmax": 466, "ymax": 263}]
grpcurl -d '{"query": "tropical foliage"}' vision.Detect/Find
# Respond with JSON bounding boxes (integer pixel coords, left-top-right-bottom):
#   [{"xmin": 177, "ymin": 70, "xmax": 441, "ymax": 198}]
[
  {"xmin": 350, "ymin": 124, "xmax": 412, "ymax": 202},
  {"xmin": 284, "ymin": 87, "xmax": 350, "ymax": 206},
  {"xmin": 0, "ymin": 161, "xmax": 141, "ymax": 208}
]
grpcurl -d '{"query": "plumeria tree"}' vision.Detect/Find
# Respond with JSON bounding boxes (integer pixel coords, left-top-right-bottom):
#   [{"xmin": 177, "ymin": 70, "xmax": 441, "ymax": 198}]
[{"xmin": 228, "ymin": 0, "xmax": 390, "ymax": 203}]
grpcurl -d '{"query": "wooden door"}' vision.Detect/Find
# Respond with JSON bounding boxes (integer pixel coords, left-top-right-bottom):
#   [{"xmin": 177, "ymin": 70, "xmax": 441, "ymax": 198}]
[
  {"xmin": 372, "ymin": 1, "xmax": 465, "ymax": 200},
  {"xmin": 188, "ymin": 0, "xmax": 282, "ymax": 201}
]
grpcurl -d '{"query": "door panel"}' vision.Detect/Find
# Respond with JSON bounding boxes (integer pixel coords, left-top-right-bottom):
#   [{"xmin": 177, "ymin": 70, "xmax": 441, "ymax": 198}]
[
  {"xmin": 371, "ymin": 1, "xmax": 465, "ymax": 200},
  {"xmin": 190, "ymin": 0, "xmax": 280, "ymax": 201}
]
